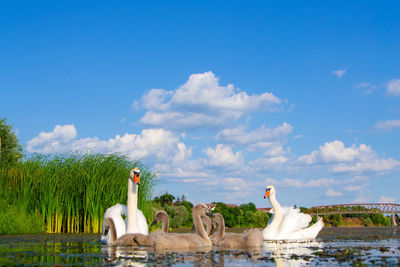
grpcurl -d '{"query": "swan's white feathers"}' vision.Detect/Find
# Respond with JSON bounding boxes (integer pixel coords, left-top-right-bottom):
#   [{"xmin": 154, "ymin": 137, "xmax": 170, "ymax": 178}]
[
  {"xmin": 101, "ymin": 204, "xmax": 127, "ymax": 244},
  {"xmin": 263, "ymin": 185, "xmax": 323, "ymax": 241},
  {"xmin": 137, "ymin": 209, "xmax": 149, "ymax": 235}
]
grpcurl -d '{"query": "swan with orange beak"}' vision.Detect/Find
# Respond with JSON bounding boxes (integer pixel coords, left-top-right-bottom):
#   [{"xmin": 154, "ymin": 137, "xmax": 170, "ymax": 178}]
[
  {"xmin": 262, "ymin": 185, "xmax": 323, "ymax": 240},
  {"xmin": 101, "ymin": 167, "xmax": 149, "ymax": 245}
]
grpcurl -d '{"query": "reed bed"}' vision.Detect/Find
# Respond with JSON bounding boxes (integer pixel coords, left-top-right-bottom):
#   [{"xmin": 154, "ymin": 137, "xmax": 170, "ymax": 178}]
[{"xmin": 0, "ymin": 153, "xmax": 156, "ymax": 234}]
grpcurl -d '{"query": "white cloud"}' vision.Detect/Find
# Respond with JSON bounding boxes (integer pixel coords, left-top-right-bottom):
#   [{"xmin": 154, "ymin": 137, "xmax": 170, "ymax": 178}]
[
  {"xmin": 298, "ymin": 140, "xmax": 359, "ymax": 164},
  {"xmin": 27, "ymin": 124, "xmax": 77, "ymax": 153},
  {"xmin": 332, "ymin": 68, "xmax": 347, "ymax": 78},
  {"xmin": 353, "ymin": 196, "xmax": 368, "ymax": 203},
  {"xmin": 138, "ymin": 71, "xmax": 282, "ymax": 130},
  {"xmin": 27, "ymin": 124, "xmax": 190, "ymax": 164},
  {"xmin": 374, "ymin": 120, "xmax": 400, "ymax": 131},
  {"xmin": 282, "ymin": 178, "xmax": 338, "ymax": 188},
  {"xmin": 331, "ymin": 158, "xmax": 400, "ymax": 173},
  {"xmin": 379, "ymin": 196, "xmax": 395, "ymax": 203},
  {"xmin": 386, "ymin": 79, "xmax": 400, "ymax": 96},
  {"xmin": 325, "ymin": 188, "xmax": 343, "ymax": 197},
  {"xmin": 298, "ymin": 140, "xmax": 400, "ymax": 173},
  {"xmin": 293, "ymin": 135, "xmax": 303, "ymax": 139},
  {"xmin": 355, "ymin": 82, "xmax": 376, "ymax": 95},
  {"xmin": 204, "ymin": 144, "xmax": 243, "ymax": 168},
  {"xmin": 215, "ymin": 123, "xmax": 293, "ymax": 150},
  {"xmin": 249, "ymin": 156, "xmax": 289, "ymax": 172},
  {"xmin": 344, "ymin": 185, "xmax": 365, "ymax": 192}
]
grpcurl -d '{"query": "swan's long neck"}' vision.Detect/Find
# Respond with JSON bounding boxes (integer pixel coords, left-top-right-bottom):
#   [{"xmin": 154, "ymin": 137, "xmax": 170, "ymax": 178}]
[
  {"xmin": 193, "ymin": 209, "xmax": 211, "ymax": 245},
  {"xmin": 216, "ymin": 213, "xmax": 225, "ymax": 242},
  {"xmin": 262, "ymin": 194, "xmax": 282, "ymax": 238},
  {"xmin": 103, "ymin": 218, "xmax": 117, "ymax": 245},
  {"xmin": 126, "ymin": 178, "xmax": 139, "ymax": 233},
  {"xmin": 161, "ymin": 213, "xmax": 169, "ymax": 233}
]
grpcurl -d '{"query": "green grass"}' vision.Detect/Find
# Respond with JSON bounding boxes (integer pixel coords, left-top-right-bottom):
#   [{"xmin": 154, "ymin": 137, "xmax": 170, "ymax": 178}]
[
  {"xmin": 0, "ymin": 153, "xmax": 156, "ymax": 234},
  {"xmin": 0, "ymin": 199, "xmax": 44, "ymax": 234}
]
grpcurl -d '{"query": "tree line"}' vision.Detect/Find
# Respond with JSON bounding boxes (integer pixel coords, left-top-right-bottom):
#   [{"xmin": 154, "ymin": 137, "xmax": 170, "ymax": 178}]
[{"xmin": 151, "ymin": 193, "xmax": 271, "ymax": 229}]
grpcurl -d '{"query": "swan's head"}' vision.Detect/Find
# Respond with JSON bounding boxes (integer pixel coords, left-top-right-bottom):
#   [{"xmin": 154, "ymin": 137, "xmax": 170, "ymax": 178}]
[
  {"xmin": 193, "ymin": 203, "xmax": 214, "ymax": 217},
  {"xmin": 151, "ymin": 210, "xmax": 168, "ymax": 226},
  {"xmin": 264, "ymin": 185, "xmax": 276, "ymax": 198},
  {"xmin": 130, "ymin": 167, "xmax": 141, "ymax": 185}
]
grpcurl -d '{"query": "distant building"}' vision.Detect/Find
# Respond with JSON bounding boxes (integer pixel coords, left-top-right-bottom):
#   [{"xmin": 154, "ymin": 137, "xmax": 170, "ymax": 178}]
[{"xmin": 257, "ymin": 208, "xmax": 272, "ymax": 213}]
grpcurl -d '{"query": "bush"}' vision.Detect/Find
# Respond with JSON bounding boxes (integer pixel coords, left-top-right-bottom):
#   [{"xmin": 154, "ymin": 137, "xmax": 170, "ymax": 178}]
[
  {"xmin": 164, "ymin": 205, "xmax": 189, "ymax": 228},
  {"xmin": 0, "ymin": 200, "xmax": 44, "ymax": 234}
]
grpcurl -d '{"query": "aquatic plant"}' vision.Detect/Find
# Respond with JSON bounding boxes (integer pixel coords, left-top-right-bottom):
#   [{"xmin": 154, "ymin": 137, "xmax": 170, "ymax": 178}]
[
  {"xmin": 0, "ymin": 198, "xmax": 44, "ymax": 234},
  {"xmin": 0, "ymin": 153, "xmax": 156, "ymax": 234}
]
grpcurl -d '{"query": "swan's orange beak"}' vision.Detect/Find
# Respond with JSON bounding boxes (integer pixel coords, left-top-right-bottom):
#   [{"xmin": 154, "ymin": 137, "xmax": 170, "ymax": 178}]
[
  {"xmin": 134, "ymin": 172, "xmax": 140, "ymax": 185},
  {"xmin": 264, "ymin": 189, "xmax": 270, "ymax": 199}
]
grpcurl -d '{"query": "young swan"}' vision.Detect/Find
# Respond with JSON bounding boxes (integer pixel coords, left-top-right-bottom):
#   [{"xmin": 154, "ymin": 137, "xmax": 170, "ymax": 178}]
[
  {"xmin": 103, "ymin": 210, "xmax": 169, "ymax": 246},
  {"xmin": 191, "ymin": 215, "xmax": 212, "ymax": 236},
  {"xmin": 139, "ymin": 203, "xmax": 213, "ymax": 251},
  {"xmin": 212, "ymin": 213, "xmax": 262, "ymax": 249}
]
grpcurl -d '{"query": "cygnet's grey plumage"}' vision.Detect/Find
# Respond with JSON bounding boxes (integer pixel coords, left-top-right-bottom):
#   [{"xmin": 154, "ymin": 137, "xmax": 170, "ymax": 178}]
[
  {"xmin": 212, "ymin": 213, "xmax": 262, "ymax": 249},
  {"xmin": 136, "ymin": 203, "xmax": 213, "ymax": 251},
  {"xmin": 103, "ymin": 210, "xmax": 169, "ymax": 246}
]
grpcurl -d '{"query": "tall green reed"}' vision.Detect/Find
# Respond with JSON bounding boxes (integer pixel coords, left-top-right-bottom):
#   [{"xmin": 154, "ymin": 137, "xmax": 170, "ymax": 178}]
[{"xmin": 0, "ymin": 153, "xmax": 156, "ymax": 234}]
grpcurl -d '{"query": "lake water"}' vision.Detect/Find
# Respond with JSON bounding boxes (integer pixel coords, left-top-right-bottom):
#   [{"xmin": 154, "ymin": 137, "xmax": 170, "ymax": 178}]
[{"xmin": 0, "ymin": 227, "xmax": 399, "ymax": 266}]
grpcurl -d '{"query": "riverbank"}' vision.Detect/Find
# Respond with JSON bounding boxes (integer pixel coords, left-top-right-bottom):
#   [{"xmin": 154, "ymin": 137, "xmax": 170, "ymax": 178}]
[{"xmin": 0, "ymin": 227, "xmax": 398, "ymax": 265}]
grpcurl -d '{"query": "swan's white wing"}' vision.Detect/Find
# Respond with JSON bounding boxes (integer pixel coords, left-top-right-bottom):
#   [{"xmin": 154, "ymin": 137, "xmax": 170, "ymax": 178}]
[
  {"xmin": 278, "ymin": 206, "xmax": 311, "ymax": 236},
  {"xmin": 137, "ymin": 209, "xmax": 149, "ymax": 235},
  {"xmin": 286, "ymin": 218, "xmax": 324, "ymax": 240}
]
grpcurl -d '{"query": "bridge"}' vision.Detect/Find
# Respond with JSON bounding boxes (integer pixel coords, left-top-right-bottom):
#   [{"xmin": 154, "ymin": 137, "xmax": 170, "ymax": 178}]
[{"xmin": 308, "ymin": 203, "xmax": 400, "ymax": 216}]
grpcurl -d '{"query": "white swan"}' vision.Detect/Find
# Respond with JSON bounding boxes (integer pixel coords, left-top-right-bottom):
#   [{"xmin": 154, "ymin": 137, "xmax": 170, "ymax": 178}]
[
  {"xmin": 101, "ymin": 168, "xmax": 149, "ymax": 245},
  {"xmin": 262, "ymin": 185, "xmax": 323, "ymax": 241}
]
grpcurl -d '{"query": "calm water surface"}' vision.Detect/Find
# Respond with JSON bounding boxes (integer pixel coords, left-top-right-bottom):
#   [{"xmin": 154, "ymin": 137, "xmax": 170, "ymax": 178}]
[{"xmin": 0, "ymin": 227, "xmax": 399, "ymax": 266}]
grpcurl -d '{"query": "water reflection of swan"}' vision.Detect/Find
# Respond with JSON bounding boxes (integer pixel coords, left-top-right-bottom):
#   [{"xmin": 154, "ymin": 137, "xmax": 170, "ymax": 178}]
[
  {"xmin": 101, "ymin": 245, "xmax": 148, "ymax": 266},
  {"xmin": 263, "ymin": 240, "xmax": 323, "ymax": 267},
  {"xmin": 262, "ymin": 185, "xmax": 324, "ymax": 241},
  {"xmin": 101, "ymin": 168, "xmax": 149, "ymax": 245}
]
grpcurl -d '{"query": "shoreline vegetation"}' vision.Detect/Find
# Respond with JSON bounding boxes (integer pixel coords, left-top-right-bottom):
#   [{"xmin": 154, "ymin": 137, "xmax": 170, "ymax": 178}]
[
  {"xmin": 0, "ymin": 153, "xmax": 156, "ymax": 235},
  {"xmin": 0, "ymin": 154, "xmax": 392, "ymax": 235},
  {"xmin": 0, "ymin": 155, "xmax": 392, "ymax": 235}
]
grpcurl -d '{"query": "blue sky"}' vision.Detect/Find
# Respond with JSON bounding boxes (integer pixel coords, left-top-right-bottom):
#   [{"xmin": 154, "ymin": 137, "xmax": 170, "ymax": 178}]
[{"xmin": 1, "ymin": 1, "xmax": 399, "ymax": 208}]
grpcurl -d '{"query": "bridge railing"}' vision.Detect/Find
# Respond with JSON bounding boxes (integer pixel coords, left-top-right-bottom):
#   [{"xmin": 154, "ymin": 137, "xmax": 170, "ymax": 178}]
[{"xmin": 307, "ymin": 203, "xmax": 400, "ymax": 215}]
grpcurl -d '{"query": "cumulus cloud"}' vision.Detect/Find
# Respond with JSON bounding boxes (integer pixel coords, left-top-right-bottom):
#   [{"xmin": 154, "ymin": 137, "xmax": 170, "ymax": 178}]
[
  {"xmin": 215, "ymin": 123, "xmax": 293, "ymax": 150},
  {"xmin": 265, "ymin": 176, "xmax": 369, "ymax": 190},
  {"xmin": 379, "ymin": 196, "xmax": 395, "ymax": 203},
  {"xmin": 374, "ymin": 120, "xmax": 400, "ymax": 131},
  {"xmin": 27, "ymin": 124, "xmax": 190, "ymax": 164},
  {"xmin": 332, "ymin": 68, "xmax": 347, "ymax": 78},
  {"xmin": 268, "ymin": 178, "xmax": 338, "ymax": 188},
  {"xmin": 325, "ymin": 188, "xmax": 343, "ymax": 197},
  {"xmin": 386, "ymin": 79, "xmax": 400, "ymax": 96},
  {"xmin": 204, "ymin": 144, "xmax": 243, "ymax": 168},
  {"xmin": 355, "ymin": 82, "xmax": 376, "ymax": 95},
  {"xmin": 27, "ymin": 124, "xmax": 77, "ymax": 153},
  {"xmin": 298, "ymin": 140, "xmax": 400, "ymax": 173},
  {"xmin": 138, "ymin": 72, "xmax": 282, "ymax": 130}
]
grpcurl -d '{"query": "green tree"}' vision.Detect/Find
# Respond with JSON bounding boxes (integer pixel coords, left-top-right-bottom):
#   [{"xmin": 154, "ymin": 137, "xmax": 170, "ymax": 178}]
[
  {"xmin": 156, "ymin": 193, "xmax": 175, "ymax": 206},
  {"xmin": 214, "ymin": 203, "xmax": 236, "ymax": 227},
  {"xmin": 0, "ymin": 117, "xmax": 23, "ymax": 165},
  {"xmin": 164, "ymin": 205, "xmax": 189, "ymax": 228},
  {"xmin": 252, "ymin": 210, "xmax": 270, "ymax": 227}
]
